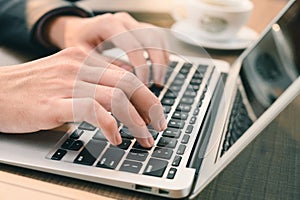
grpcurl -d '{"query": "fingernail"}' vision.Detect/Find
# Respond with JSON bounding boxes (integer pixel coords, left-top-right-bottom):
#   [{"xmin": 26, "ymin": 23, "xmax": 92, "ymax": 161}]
[
  {"xmin": 114, "ymin": 133, "xmax": 122, "ymax": 145},
  {"xmin": 147, "ymin": 136, "xmax": 154, "ymax": 147},
  {"xmin": 159, "ymin": 116, "xmax": 167, "ymax": 131}
]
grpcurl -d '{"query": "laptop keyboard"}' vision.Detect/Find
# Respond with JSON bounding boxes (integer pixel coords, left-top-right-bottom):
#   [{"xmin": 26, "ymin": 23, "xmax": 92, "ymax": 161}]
[
  {"xmin": 49, "ymin": 60, "xmax": 214, "ymax": 179},
  {"xmin": 220, "ymin": 89, "xmax": 253, "ymax": 156}
]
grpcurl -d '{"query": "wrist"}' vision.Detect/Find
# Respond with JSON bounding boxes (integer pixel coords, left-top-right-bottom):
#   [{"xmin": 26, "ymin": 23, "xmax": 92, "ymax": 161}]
[
  {"xmin": 32, "ymin": 6, "xmax": 93, "ymax": 51},
  {"xmin": 46, "ymin": 16, "xmax": 82, "ymax": 49}
]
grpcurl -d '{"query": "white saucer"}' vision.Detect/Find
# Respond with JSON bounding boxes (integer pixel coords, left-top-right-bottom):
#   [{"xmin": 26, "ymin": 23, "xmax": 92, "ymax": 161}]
[{"xmin": 171, "ymin": 21, "xmax": 258, "ymax": 50}]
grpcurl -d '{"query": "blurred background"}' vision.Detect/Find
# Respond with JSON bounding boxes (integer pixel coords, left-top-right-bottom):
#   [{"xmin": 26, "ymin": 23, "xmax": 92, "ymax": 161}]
[{"xmin": 79, "ymin": 0, "xmax": 289, "ymax": 33}]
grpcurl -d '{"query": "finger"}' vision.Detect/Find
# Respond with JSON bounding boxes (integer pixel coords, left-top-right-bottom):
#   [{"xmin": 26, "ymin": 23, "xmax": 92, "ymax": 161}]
[
  {"xmin": 72, "ymin": 81, "xmax": 154, "ymax": 147},
  {"xmin": 77, "ymin": 65, "xmax": 166, "ymax": 131},
  {"xmin": 111, "ymin": 33, "xmax": 149, "ymax": 85},
  {"xmin": 96, "ymin": 14, "xmax": 150, "ymax": 84},
  {"xmin": 76, "ymin": 60, "xmax": 125, "ymax": 85},
  {"xmin": 113, "ymin": 13, "xmax": 170, "ymax": 85},
  {"xmin": 57, "ymin": 98, "xmax": 122, "ymax": 146},
  {"xmin": 148, "ymin": 48, "xmax": 169, "ymax": 86},
  {"xmin": 97, "ymin": 69, "xmax": 167, "ymax": 131},
  {"xmin": 84, "ymin": 51, "xmax": 124, "ymax": 71},
  {"xmin": 96, "ymin": 53, "xmax": 134, "ymax": 72}
]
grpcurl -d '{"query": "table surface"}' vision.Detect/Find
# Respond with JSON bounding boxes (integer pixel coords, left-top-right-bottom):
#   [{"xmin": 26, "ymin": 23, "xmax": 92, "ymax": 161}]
[{"xmin": 1, "ymin": 0, "xmax": 299, "ymax": 199}]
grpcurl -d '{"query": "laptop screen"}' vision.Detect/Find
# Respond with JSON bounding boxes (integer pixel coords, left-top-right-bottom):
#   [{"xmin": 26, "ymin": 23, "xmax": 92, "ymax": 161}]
[{"xmin": 240, "ymin": 0, "xmax": 300, "ymax": 118}]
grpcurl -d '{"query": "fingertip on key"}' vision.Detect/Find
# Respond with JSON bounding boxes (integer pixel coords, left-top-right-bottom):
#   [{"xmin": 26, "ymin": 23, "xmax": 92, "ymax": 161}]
[
  {"xmin": 160, "ymin": 117, "xmax": 167, "ymax": 131},
  {"xmin": 114, "ymin": 133, "xmax": 122, "ymax": 146},
  {"xmin": 147, "ymin": 136, "xmax": 154, "ymax": 147}
]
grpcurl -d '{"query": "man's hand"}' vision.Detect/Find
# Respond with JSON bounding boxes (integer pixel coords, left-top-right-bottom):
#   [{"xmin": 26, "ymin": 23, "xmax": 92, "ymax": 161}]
[
  {"xmin": 0, "ymin": 48, "xmax": 167, "ymax": 147},
  {"xmin": 46, "ymin": 12, "xmax": 169, "ymax": 86}
]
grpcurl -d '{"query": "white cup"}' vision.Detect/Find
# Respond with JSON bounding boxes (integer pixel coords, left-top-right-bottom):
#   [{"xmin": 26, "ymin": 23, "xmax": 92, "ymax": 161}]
[{"xmin": 172, "ymin": 0, "xmax": 253, "ymax": 41}]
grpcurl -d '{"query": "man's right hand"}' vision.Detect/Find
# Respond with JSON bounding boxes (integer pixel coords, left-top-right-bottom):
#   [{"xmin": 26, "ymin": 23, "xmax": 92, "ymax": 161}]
[{"xmin": 0, "ymin": 47, "xmax": 166, "ymax": 147}]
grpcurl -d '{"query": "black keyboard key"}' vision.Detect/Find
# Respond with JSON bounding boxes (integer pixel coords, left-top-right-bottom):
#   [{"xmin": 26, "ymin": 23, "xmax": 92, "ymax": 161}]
[
  {"xmin": 68, "ymin": 140, "xmax": 84, "ymax": 151},
  {"xmin": 199, "ymin": 93, "xmax": 205, "ymax": 101},
  {"xmin": 147, "ymin": 125, "xmax": 155, "ymax": 130},
  {"xmin": 97, "ymin": 148, "xmax": 125, "ymax": 169},
  {"xmin": 180, "ymin": 97, "xmax": 194, "ymax": 105},
  {"xmin": 61, "ymin": 138, "xmax": 74, "ymax": 149},
  {"xmin": 189, "ymin": 116, "xmax": 197, "ymax": 124},
  {"xmin": 149, "ymin": 129, "xmax": 159, "ymax": 140},
  {"xmin": 157, "ymin": 137, "xmax": 177, "ymax": 148},
  {"xmin": 182, "ymin": 62, "xmax": 193, "ymax": 69},
  {"xmin": 51, "ymin": 149, "xmax": 67, "ymax": 161},
  {"xmin": 161, "ymin": 98, "xmax": 175, "ymax": 106},
  {"xmin": 127, "ymin": 149, "xmax": 149, "ymax": 161},
  {"xmin": 172, "ymin": 111, "xmax": 188, "ymax": 120},
  {"xmin": 149, "ymin": 84, "xmax": 163, "ymax": 97},
  {"xmin": 169, "ymin": 61, "xmax": 178, "ymax": 69},
  {"xmin": 163, "ymin": 105, "xmax": 171, "ymax": 114},
  {"xmin": 185, "ymin": 125, "xmax": 194, "ymax": 134},
  {"xmin": 176, "ymin": 104, "xmax": 191, "ymax": 112},
  {"xmin": 176, "ymin": 73, "xmax": 186, "ymax": 80},
  {"xmin": 169, "ymin": 85, "xmax": 181, "ymax": 92},
  {"xmin": 203, "ymin": 85, "xmax": 208, "ymax": 93},
  {"xmin": 70, "ymin": 129, "xmax": 83, "ymax": 139},
  {"xmin": 193, "ymin": 71, "xmax": 204, "ymax": 79},
  {"xmin": 133, "ymin": 141, "xmax": 152, "ymax": 151},
  {"xmin": 119, "ymin": 128, "xmax": 134, "ymax": 139},
  {"xmin": 172, "ymin": 78, "xmax": 185, "ymax": 86},
  {"xmin": 168, "ymin": 119, "xmax": 185, "ymax": 129},
  {"xmin": 197, "ymin": 101, "xmax": 203, "ymax": 108},
  {"xmin": 120, "ymin": 160, "xmax": 142, "ymax": 174},
  {"xmin": 181, "ymin": 134, "xmax": 190, "ymax": 144},
  {"xmin": 172, "ymin": 155, "xmax": 182, "ymax": 167},
  {"xmin": 92, "ymin": 130, "xmax": 107, "ymax": 141},
  {"xmin": 183, "ymin": 90, "xmax": 197, "ymax": 98},
  {"xmin": 111, "ymin": 139, "xmax": 132, "ymax": 150},
  {"xmin": 190, "ymin": 78, "xmax": 202, "ymax": 85},
  {"xmin": 152, "ymin": 147, "xmax": 173, "ymax": 159},
  {"xmin": 177, "ymin": 144, "xmax": 186, "ymax": 155},
  {"xmin": 143, "ymin": 158, "xmax": 168, "ymax": 177},
  {"xmin": 167, "ymin": 168, "xmax": 177, "ymax": 179},
  {"xmin": 193, "ymin": 108, "xmax": 200, "ymax": 116},
  {"xmin": 78, "ymin": 121, "xmax": 96, "ymax": 131},
  {"xmin": 74, "ymin": 140, "xmax": 106, "ymax": 166},
  {"xmin": 197, "ymin": 64, "xmax": 208, "ymax": 72},
  {"xmin": 164, "ymin": 90, "xmax": 177, "ymax": 99},
  {"xmin": 190, "ymin": 84, "xmax": 200, "ymax": 91},
  {"xmin": 162, "ymin": 128, "xmax": 181, "ymax": 138},
  {"xmin": 179, "ymin": 67, "xmax": 190, "ymax": 75}
]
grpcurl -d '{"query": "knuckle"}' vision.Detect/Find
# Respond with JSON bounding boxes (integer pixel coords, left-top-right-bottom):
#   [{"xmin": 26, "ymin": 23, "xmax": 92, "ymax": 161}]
[
  {"xmin": 99, "ymin": 13, "xmax": 117, "ymax": 24},
  {"xmin": 122, "ymin": 71, "xmax": 138, "ymax": 83},
  {"xmin": 114, "ymin": 12, "xmax": 131, "ymax": 19},
  {"xmin": 53, "ymin": 110, "xmax": 64, "ymax": 124},
  {"xmin": 59, "ymin": 47, "xmax": 88, "ymax": 63},
  {"xmin": 112, "ymin": 88, "xmax": 127, "ymax": 100},
  {"xmin": 102, "ymin": 116, "xmax": 117, "ymax": 130},
  {"xmin": 61, "ymin": 47, "xmax": 86, "ymax": 56},
  {"xmin": 85, "ymin": 98, "xmax": 97, "ymax": 114}
]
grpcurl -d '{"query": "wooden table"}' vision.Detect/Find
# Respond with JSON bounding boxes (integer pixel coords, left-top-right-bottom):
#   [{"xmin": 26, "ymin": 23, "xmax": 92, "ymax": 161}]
[{"xmin": 1, "ymin": 0, "xmax": 299, "ymax": 199}]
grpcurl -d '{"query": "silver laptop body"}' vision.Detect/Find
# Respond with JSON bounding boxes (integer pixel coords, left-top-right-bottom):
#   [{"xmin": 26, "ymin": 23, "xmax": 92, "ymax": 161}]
[{"xmin": 1, "ymin": 0, "xmax": 300, "ymax": 198}]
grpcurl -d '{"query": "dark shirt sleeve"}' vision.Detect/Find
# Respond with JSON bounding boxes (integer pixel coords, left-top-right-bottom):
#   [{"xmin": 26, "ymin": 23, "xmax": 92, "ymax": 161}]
[{"xmin": 0, "ymin": 0, "xmax": 93, "ymax": 52}]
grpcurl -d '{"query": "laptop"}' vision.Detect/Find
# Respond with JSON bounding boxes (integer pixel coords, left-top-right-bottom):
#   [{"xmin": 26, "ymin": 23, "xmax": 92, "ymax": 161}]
[{"xmin": 1, "ymin": 0, "xmax": 300, "ymax": 198}]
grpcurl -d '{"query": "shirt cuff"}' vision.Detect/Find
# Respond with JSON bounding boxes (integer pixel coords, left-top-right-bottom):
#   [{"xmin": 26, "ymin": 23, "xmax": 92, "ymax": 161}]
[{"xmin": 32, "ymin": 5, "xmax": 93, "ymax": 51}]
